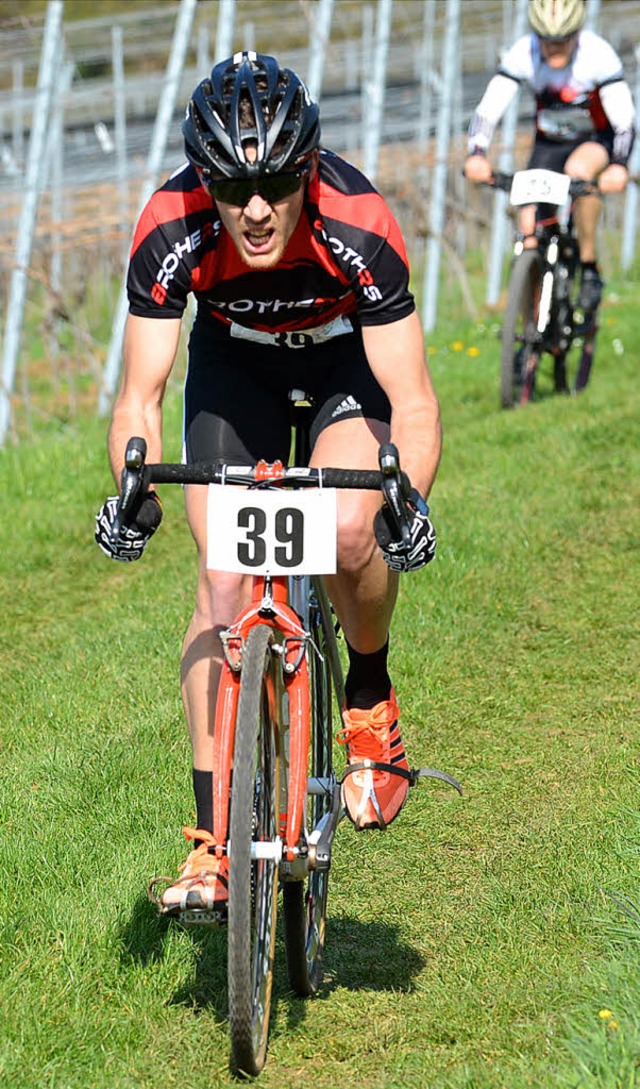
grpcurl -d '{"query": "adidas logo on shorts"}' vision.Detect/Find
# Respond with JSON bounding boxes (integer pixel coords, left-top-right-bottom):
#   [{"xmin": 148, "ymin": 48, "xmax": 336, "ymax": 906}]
[{"xmin": 331, "ymin": 395, "xmax": 362, "ymax": 419}]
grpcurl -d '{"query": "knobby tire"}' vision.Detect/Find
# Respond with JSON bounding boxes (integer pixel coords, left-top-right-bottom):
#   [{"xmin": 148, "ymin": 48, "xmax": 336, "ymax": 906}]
[
  {"xmin": 228, "ymin": 624, "xmax": 280, "ymax": 1077},
  {"xmin": 501, "ymin": 249, "xmax": 543, "ymax": 408}
]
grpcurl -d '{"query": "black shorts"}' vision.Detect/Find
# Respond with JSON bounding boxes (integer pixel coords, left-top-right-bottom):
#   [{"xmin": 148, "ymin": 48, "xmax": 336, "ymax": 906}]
[
  {"xmin": 528, "ymin": 132, "xmax": 614, "ymax": 173},
  {"xmin": 183, "ymin": 320, "xmax": 391, "ymax": 464}
]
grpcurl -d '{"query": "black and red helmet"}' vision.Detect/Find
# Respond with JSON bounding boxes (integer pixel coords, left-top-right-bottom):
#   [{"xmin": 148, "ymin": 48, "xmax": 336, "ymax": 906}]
[{"xmin": 183, "ymin": 50, "xmax": 321, "ymax": 180}]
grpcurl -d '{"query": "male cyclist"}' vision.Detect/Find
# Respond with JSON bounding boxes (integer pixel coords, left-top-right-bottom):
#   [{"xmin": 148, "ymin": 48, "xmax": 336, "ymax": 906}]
[
  {"xmin": 96, "ymin": 52, "xmax": 441, "ymax": 913},
  {"xmin": 464, "ymin": 0, "xmax": 635, "ymax": 311}
]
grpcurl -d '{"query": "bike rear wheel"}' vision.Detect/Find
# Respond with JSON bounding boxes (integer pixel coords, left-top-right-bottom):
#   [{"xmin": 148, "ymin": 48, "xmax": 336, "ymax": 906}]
[
  {"xmin": 228, "ymin": 624, "xmax": 281, "ymax": 1077},
  {"xmin": 501, "ymin": 249, "xmax": 544, "ymax": 408},
  {"xmin": 282, "ymin": 586, "xmax": 335, "ymax": 996}
]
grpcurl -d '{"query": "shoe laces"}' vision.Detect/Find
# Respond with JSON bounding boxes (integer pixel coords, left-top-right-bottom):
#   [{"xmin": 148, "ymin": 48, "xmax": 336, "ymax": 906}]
[
  {"xmin": 337, "ymin": 694, "xmax": 400, "ymax": 762},
  {"xmin": 179, "ymin": 826, "xmax": 223, "ymax": 877}
]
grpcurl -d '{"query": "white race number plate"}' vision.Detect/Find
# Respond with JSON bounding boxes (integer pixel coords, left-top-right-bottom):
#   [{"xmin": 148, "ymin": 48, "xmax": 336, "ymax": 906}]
[
  {"xmin": 206, "ymin": 485, "xmax": 338, "ymax": 575},
  {"xmin": 509, "ymin": 168, "xmax": 570, "ymax": 208}
]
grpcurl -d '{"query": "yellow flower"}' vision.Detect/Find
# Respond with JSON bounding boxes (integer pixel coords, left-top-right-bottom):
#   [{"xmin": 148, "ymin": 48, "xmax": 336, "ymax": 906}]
[
  {"xmin": 452, "ymin": 340, "xmax": 464, "ymax": 351},
  {"xmin": 608, "ymin": 1020, "xmax": 619, "ymax": 1031},
  {"xmin": 467, "ymin": 346, "xmax": 480, "ymax": 357},
  {"xmin": 598, "ymin": 1009, "xmax": 613, "ymax": 1020}
]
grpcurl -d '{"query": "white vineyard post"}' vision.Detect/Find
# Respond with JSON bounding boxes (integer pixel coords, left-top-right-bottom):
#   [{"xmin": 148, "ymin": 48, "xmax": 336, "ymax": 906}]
[
  {"xmin": 98, "ymin": 0, "xmax": 198, "ymax": 417},
  {"xmin": 362, "ymin": 0, "xmax": 393, "ymax": 183},
  {"xmin": 0, "ymin": 0, "xmax": 63, "ymax": 448},
  {"xmin": 421, "ymin": 0, "xmax": 460, "ymax": 332},
  {"xmin": 485, "ymin": 0, "xmax": 528, "ymax": 307},
  {"xmin": 306, "ymin": 0, "xmax": 335, "ymax": 103}
]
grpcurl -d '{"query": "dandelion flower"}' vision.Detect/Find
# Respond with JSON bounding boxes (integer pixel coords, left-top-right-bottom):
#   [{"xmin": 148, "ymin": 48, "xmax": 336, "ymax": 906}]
[
  {"xmin": 598, "ymin": 1009, "xmax": 613, "ymax": 1020},
  {"xmin": 467, "ymin": 346, "xmax": 480, "ymax": 357},
  {"xmin": 452, "ymin": 340, "xmax": 464, "ymax": 351}
]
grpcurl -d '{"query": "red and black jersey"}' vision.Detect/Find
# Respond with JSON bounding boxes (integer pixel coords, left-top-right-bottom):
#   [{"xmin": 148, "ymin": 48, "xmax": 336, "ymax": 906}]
[{"xmin": 126, "ymin": 149, "xmax": 415, "ymax": 333}]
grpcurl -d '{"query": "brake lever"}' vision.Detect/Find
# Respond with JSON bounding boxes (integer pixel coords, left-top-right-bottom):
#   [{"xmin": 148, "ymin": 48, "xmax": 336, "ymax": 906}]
[
  {"xmin": 109, "ymin": 436, "xmax": 148, "ymax": 544},
  {"xmin": 378, "ymin": 443, "xmax": 412, "ymax": 548}
]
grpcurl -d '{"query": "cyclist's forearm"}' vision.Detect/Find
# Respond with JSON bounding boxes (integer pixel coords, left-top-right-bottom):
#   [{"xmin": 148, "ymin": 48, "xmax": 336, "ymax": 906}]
[
  {"xmin": 468, "ymin": 73, "xmax": 519, "ymax": 153},
  {"xmin": 106, "ymin": 314, "xmax": 179, "ymax": 486},
  {"xmin": 362, "ymin": 313, "xmax": 442, "ymax": 498},
  {"xmin": 108, "ymin": 401, "xmax": 163, "ymax": 487},
  {"xmin": 600, "ymin": 80, "xmax": 636, "ymax": 165},
  {"xmin": 390, "ymin": 402, "xmax": 442, "ymax": 500}
]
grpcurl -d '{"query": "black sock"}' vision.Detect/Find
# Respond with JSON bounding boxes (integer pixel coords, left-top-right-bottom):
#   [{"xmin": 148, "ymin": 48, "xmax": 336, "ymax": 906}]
[
  {"xmin": 344, "ymin": 639, "xmax": 392, "ymax": 710},
  {"xmin": 192, "ymin": 768, "xmax": 214, "ymax": 844},
  {"xmin": 581, "ymin": 260, "xmax": 598, "ymax": 274}
]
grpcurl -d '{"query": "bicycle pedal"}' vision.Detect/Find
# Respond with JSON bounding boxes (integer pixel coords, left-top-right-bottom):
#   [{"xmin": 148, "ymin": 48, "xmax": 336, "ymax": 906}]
[
  {"xmin": 409, "ymin": 767, "xmax": 463, "ymax": 795},
  {"xmin": 177, "ymin": 906, "xmax": 227, "ymax": 927}
]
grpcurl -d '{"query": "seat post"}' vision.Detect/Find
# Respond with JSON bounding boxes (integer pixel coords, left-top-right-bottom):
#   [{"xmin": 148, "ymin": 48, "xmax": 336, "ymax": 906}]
[{"xmin": 288, "ymin": 388, "xmax": 313, "ymax": 468}]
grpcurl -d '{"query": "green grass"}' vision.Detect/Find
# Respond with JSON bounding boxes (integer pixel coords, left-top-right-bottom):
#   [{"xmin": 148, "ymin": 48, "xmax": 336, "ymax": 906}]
[{"xmin": 1, "ymin": 272, "xmax": 639, "ymax": 1087}]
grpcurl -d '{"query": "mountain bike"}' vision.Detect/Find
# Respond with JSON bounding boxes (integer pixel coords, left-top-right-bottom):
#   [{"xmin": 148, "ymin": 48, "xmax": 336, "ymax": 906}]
[
  {"xmin": 492, "ymin": 168, "xmax": 601, "ymax": 408},
  {"xmin": 111, "ymin": 394, "xmax": 462, "ymax": 1077}
]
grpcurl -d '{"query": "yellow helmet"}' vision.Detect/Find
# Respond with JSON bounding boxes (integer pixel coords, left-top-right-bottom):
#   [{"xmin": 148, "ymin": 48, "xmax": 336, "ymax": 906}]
[{"xmin": 528, "ymin": 0, "xmax": 585, "ymax": 39}]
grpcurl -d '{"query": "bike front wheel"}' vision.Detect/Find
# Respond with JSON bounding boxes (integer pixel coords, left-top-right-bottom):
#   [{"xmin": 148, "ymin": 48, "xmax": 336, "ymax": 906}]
[
  {"xmin": 282, "ymin": 588, "xmax": 335, "ymax": 996},
  {"xmin": 501, "ymin": 249, "xmax": 544, "ymax": 408},
  {"xmin": 228, "ymin": 624, "xmax": 281, "ymax": 1077}
]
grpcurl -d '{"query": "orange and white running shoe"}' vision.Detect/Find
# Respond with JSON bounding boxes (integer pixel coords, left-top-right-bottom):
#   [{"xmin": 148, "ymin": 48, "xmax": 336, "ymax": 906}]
[
  {"xmin": 148, "ymin": 827, "xmax": 229, "ymax": 915},
  {"xmin": 337, "ymin": 690, "xmax": 410, "ymax": 830}
]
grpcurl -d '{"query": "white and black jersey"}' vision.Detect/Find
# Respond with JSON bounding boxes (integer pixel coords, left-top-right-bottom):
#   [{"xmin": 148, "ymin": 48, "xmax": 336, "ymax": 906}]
[{"xmin": 468, "ymin": 29, "xmax": 635, "ymax": 165}]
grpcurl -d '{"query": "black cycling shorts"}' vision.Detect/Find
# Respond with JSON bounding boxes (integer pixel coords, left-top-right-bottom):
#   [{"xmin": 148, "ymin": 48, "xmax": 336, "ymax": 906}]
[
  {"xmin": 528, "ymin": 131, "xmax": 614, "ymax": 173},
  {"xmin": 183, "ymin": 320, "xmax": 391, "ymax": 464}
]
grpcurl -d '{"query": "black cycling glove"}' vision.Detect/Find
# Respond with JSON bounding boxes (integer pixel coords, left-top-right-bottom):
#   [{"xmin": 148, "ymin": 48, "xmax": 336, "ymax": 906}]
[
  {"xmin": 95, "ymin": 491, "xmax": 163, "ymax": 562},
  {"xmin": 374, "ymin": 489, "xmax": 436, "ymax": 573}
]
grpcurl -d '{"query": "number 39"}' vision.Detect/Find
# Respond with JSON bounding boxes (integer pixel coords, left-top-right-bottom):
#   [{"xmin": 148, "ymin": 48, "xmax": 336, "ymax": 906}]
[{"xmin": 238, "ymin": 506, "xmax": 304, "ymax": 568}]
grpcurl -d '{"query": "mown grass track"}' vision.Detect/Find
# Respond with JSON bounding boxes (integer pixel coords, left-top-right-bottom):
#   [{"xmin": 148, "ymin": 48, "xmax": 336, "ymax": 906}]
[{"xmin": 0, "ymin": 273, "xmax": 638, "ymax": 1088}]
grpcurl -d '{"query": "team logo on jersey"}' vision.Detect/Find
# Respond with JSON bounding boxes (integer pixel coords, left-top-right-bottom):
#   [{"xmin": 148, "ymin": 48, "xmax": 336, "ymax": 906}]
[
  {"xmin": 313, "ymin": 218, "xmax": 383, "ymax": 303},
  {"xmin": 151, "ymin": 221, "xmax": 218, "ymax": 306}
]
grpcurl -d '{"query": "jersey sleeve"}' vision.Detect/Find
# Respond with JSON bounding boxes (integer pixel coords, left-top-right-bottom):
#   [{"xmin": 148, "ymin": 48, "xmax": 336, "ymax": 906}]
[
  {"xmin": 497, "ymin": 34, "xmax": 535, "ymax": 83},
  {"xmin": 600, "ymin": 80, "xmax": 636, "ymax": 164},
  {"xmin": 588, "ymin": 33, "xmax": 626, "ymax": 85},
  {"xmin": 468, "ymin": 73, "xmax": 520, "ymax": 152},
  {"xmin": 127, "ymin": 200, "xmax": 192, "ymax": 319}
]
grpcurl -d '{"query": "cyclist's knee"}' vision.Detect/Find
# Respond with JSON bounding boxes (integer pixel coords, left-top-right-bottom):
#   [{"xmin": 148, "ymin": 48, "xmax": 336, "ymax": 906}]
[
  {"xmin": 194, "ymin": 566, "xmax": 250, "ymax": 624},
  {"xmin": 336, "ymin": 506, "xmax": 376, "ymax": 573}
]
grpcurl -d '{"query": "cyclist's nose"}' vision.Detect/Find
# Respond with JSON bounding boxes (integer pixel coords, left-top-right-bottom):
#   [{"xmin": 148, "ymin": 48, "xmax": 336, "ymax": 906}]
[{"xmin": 243, "ymin": 192, "xmax": 272, "ymax": 221}]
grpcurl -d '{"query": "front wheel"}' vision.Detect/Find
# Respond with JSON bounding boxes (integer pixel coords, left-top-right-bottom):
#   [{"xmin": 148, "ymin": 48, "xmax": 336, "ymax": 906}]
[
  {"xmin": 282, "ymin": 593, "xmax": 335, "ymax": 996},
  {"xmin": 228, "ymin": 624, "xmax": 281, "ymax": 1077},
  {"xmin": 501, "ymin": 249, "xmax": 544, "ymax": 408}
]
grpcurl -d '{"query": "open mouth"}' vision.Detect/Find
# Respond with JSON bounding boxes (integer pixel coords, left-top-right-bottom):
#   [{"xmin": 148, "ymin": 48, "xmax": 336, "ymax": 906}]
[{"xmin": 244, "ymin": 229, "xmax": 275, "ymax": 252}]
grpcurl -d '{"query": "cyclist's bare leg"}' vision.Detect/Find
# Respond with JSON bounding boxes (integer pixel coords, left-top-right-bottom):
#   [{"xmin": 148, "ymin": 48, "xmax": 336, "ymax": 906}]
[
  {"xmin": 181, "ymin": 482, "xmax": 252, "ymax": 771},
  {"xmin": 310, "ymin": 415, "xmax": 414, "ymax": 828},
  {"xmin": 155, "ymin": 485, "xmax": 252, "ymax": 911},
  {"xmin": 564, "ymin": 141, "xmax": 608, "ymax": 262},
  {"xmin": 309, "ymin": 415, "xmax": 397, "ymax": 655},
  {"xmin": 518, "ymin": 205, "xmax": 537, "ymax": 247}
]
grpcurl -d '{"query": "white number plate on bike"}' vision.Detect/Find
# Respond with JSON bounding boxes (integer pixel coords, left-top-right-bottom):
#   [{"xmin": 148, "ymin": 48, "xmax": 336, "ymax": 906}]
[
  {"xmin": 206, "ymin": 485, "xmax": 338, "ymax": 575},
  {"xmin": 509, "ymin": 169, "xmax": 570, "ymax": 207}
]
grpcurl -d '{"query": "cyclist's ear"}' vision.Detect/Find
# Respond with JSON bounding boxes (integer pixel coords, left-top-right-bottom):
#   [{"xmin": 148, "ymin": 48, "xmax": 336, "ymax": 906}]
[{"xmin": 307, "ymin": 149, "xmax": 320, "ymax": 181}]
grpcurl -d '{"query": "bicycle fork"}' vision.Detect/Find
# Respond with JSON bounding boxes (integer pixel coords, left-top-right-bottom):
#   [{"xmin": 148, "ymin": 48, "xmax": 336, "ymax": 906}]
[{"xmin": 212, "ymin": 575, "xmax": 340, "ymax": 877}]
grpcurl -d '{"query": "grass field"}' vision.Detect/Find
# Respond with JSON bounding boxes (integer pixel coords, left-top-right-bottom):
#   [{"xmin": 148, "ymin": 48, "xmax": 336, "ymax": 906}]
[{"xmin": 1, "ymin": 271, "xmax": 639, "ymax": 1088}]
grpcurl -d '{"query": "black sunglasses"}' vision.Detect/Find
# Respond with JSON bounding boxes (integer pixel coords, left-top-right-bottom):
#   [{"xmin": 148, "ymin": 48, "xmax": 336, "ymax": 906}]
[
  {"xmin": 205, "ymin": 169, "xmax": 309, "ymax": 207},
  {"xmin": 538, "ymin": 32, "xmax": 576, "ymax": 44}
]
